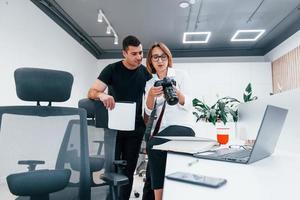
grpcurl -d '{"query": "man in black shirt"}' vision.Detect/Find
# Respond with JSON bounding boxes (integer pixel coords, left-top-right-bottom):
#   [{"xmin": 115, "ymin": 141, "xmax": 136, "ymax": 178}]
[{"xmin": 88, "ymin": 35, "xmax": 152, "ymax": 200}]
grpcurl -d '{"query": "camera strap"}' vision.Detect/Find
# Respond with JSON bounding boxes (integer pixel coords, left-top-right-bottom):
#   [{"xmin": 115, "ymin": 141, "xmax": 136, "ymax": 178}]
[
  {"xmin": 144, "ymin": 101, "xmax": 157, "ymax": 142},
  {"xmin": 152, "ymin": 100, "xmax": 166, "ymax": 137}
]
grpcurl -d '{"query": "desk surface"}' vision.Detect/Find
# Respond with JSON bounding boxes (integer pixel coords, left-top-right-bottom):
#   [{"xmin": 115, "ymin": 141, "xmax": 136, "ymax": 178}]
[{"xmin": 163, "ymin": 151, "xmax": 300, "ymax": 200}]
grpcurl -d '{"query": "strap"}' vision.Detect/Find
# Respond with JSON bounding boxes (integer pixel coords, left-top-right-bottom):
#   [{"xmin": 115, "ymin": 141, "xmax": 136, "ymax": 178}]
[
  {"xmin": 144, "ymin": 101, "xmax": 158, "ymax": 142},
  {"xmin": 152, "ymin": 100, "xmax": 166, "ymax": 137}
]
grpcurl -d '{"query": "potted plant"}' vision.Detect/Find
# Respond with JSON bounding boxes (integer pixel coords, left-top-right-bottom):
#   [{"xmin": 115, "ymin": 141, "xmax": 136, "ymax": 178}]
[
  {"xmin": 192, "ymin": 83, "xmax": 257, "ymax": 144},
  {"xmin": 192, "ymin": 97, "xmax": 240, "ymax": 125},
  {"xmin": 192, "ymin": 83, "xmax": 257, "ymax": 125}
]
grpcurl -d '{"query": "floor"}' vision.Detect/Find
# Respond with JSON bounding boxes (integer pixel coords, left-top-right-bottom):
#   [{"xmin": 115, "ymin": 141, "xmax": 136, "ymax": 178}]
[
  {"xmin": 90, "ymin": 151, "xmax": 147, "ymax": 199},
  {"xmin": 130, "ymin": 174, "xmax": 144, "ymax": 200},
  {"xmin": 90, "ymin": 174, "xmax": 145, "ymax": 200}
]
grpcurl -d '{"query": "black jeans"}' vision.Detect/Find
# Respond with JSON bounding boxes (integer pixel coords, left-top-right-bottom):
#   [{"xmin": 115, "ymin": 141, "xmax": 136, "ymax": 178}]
[
  {"xmin": 147, "ymin": 125, "xmax": 195, "ymax": 189},
  {"xmin": 115, "ymin": 123, "xmax": 145, "ymax": 200}
]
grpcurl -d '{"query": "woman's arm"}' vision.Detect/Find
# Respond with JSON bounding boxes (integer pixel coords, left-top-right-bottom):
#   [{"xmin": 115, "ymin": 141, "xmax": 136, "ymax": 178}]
[{"xmin": 175, "ymin": 70, "xmax": 192, "ymax": 110}]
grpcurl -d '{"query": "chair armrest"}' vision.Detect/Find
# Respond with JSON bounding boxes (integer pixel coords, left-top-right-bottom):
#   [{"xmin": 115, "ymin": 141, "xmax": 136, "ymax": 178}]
[
  {"xmin": 113, "ymin": 160, "xmax": 127, "ymax": 174},
  {"xmin": 18, "ymin": 160, "xmax": 45, "ymax": 171},
  {"xmin": 113, "ymin": 160, "xmax": 127, "ymax": 167},
  {"xmin": 100, "ymin": 172, "xmax": 129, "ymax": 186}
]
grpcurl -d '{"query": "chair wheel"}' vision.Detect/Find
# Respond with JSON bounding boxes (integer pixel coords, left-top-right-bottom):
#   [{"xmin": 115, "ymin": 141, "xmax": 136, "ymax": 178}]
[{"xmin": 134, "ymin": 192, "xmax": 140, "ymax": 198}]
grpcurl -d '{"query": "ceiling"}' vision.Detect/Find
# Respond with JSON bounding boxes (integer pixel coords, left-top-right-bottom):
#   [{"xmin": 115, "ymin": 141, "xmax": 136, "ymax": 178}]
[{"xmin": 31, "ymin": 0, "xmax": 300, "ymax": 59}]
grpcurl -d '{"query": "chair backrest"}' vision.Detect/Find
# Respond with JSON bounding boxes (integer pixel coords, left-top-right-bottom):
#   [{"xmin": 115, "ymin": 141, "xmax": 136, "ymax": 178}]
[
  {"xmin": 15, "ymin": 67, "xmax": 73, "ymax": 105},
  {"xmin": 78, "ymin": 99, "xmax": 117, "ymax": 173},
  {"xmin": 0, "ymin": 68, "xmax": 91, "ymax": 200},
  {"xmin": 78, "ymin": 98, "xmax": 105, "ymax": 157}
]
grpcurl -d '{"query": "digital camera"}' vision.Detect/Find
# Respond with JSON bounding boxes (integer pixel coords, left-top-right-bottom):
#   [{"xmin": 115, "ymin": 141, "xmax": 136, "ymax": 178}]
[{"xmin": 154, "ymin": 77, "xmax": 178, "ymax": 105}]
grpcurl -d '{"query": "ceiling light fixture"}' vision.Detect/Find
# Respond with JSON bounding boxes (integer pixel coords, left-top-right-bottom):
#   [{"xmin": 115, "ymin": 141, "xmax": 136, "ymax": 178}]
[
  {"xmin": 97, "ymin": 9, "xmax": 103, "ymax": 23},
  {"xmin": 114, "ymin": 36, "xmax": 118, "ymax": 45},
  {"xmin": 179, "ymin": 0, "xmax": 196, "ymax": 8},
  {"xmin": 231, "ymin": 29, "xmax": 265, "ymax": 42},
  {"xmin": 183, "ymin": 32, "xmax": 211, "ymax": 44},
  {"xmin": 179, "ymin": 1, "xmax": 190, "ymax": 8},
  {"xmin": 106, "ymin": 26, "xmax": 111, "ymax": 34},
  {"xmin": 97, "ymin": 9, "xmax": 119, "ymax": 45}
]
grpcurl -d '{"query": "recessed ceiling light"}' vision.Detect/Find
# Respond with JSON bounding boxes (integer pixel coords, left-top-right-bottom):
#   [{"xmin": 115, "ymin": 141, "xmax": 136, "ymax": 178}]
[
  {"xmin": 183, "ymin": 32, "xmax": 211, "ymax": 44},
  {"xmin": 231, "ymin": 29, "xmax": 265, "ymax": 42},
  {"xmin": 179, "ymin": 1, "xmax": 190, "ymax": 8}
]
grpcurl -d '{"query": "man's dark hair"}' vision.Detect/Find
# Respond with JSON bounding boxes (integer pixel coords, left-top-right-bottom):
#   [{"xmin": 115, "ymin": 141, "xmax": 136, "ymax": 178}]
[{"xmin": 122, "ymin": 35, "xmax": 141, "ymax": 51}]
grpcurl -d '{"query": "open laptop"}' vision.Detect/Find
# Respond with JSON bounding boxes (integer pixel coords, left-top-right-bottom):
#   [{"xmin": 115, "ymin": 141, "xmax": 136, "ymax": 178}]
[{"xmin": 194, "ymin": 104, "xmax": 288, "ymax": 164}]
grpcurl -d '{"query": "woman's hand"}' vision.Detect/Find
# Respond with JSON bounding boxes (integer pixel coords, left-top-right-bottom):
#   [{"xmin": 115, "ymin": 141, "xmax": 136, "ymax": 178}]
[
  {"xmin": 148, "ymin": 86, "xmax": 163, "ymax": 98},
  {"xmin": 146, "ymin": 86, "xmax": 163, "ymax": 110},
  {"xmin": 173, "ymin": 86, "xmax": 185, "ymax": 105}
]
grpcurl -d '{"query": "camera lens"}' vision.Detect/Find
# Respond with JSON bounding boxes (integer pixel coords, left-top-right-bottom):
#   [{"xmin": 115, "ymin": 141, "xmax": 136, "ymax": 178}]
[{"xmin": 164, "ymin": 87, "xmax": 178, "ymax": 105}]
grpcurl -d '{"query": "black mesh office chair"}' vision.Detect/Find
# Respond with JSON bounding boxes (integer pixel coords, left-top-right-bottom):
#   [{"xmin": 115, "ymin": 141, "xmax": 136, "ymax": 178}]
[
  {"xmin": 78, "ymin": 98, "xmax": 129, "ymax": 200},
  {"xmin": 0, "ymin": 68, "xmax": 91, "ymax": 200}
]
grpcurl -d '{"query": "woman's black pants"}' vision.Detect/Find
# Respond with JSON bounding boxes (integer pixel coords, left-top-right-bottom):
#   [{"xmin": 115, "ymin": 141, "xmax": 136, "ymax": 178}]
[{"xmin": 147, "ymin": 125, "xmax": 195, "ymax": 189}]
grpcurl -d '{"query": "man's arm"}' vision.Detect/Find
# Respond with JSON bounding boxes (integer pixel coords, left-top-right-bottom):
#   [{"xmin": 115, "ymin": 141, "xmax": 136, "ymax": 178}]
[{"xmin": 88, "ymin": 79, "xmax": 115, "ymax": 109}]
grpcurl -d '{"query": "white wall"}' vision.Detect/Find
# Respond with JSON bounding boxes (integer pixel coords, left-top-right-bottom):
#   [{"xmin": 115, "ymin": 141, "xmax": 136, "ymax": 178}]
[
  {"xmin": 173, "ymin": 56, "xmax": 267, "ymax": 63},
  {"xmin": 265, "ymin": 30, "xmax": 300, "ymax": 62},
  {"xmin": 0, "ymin": 0, "xmax": 98, "ymax": 107},
  {"xmin": 175, "ymin": 62, "xmax": 272, "ymax": 105},
  {"xmin": 96, "ymin": 59, "xmax": 119, "ymax": 72}
]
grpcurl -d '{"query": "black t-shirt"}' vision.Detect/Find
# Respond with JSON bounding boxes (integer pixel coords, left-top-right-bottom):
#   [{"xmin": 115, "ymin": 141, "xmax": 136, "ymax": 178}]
[{"xmin": 98, "ymin": 61, "xmax": 152, "ymax": 124}]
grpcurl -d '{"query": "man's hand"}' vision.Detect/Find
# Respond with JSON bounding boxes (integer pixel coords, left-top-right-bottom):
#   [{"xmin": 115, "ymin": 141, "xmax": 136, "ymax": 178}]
[
  {"xmin": 88, "ymin": 79, "xmax": 115, "ymax": 110},
  {"xmin": 98, "ymin": 93, "xmax": 115, "ymax": 110}
]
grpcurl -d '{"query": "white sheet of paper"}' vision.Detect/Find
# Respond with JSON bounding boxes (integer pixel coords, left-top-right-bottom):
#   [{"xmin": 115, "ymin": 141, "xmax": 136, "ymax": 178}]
[
  {"xmin": 154, "ymin": 136, "xmax": 216, "ymax": 142},
  {"xmin": 108, "ymin": 102, "xmax": 136, "ymax": 131},
  {"xmin": 153, "ymin": 140, "xmax": 218, "ymax": 154}
]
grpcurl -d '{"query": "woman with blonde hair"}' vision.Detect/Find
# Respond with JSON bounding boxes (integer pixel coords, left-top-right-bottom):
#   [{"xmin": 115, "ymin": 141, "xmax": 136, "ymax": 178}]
[{"xmin": 144, "ymin": 42, "xmax": 195, "ymax": 200}]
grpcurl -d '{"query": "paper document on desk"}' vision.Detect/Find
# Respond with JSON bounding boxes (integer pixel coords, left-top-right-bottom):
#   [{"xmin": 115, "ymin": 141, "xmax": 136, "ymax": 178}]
[
  {"xmin": 154, "ymin": 136, "xmax": 215, "ymax": 142},
  {"xmin": 108, "ymin": 102, "xmax": 136, "ymax": 131},
  {"xmin": 152, "ymin": 139, "xmax": 218, "ymax": 154}
]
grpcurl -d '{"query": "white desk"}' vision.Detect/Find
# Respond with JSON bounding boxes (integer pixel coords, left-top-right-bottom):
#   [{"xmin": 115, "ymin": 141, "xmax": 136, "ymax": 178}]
[{"xmin": 163, "ymin": 151, "xmax": 300, "ymax": 200}]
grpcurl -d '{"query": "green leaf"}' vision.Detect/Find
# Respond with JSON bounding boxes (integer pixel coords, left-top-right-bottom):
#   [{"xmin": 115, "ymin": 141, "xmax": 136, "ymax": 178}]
[
  {"xmin": 229, "ymin": 109, "xmax": 238, "ymax": 122},
  {"xmin": 243, "ymin": 83, "xmax": 255, "ymax": 102},
  {"xmin": 245, "ymin": 83, "xmax": 252, "ymax": 93},
  {"xmin": 192, "ymin": 111, "xmax": 200, "ymax": 120},
  {"xmin": 244, "ymin": 95, "xmax": 248, "ymax": 101}
]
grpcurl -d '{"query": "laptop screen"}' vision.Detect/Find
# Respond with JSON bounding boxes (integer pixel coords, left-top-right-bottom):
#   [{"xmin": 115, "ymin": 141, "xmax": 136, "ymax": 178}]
[
  {"xmin": 247, "ymin": 105, "xmax": 288, "ymax": 163},
  {"xmin": 236, "ymin": 101, "xmax": 267, "ymax": 141}
]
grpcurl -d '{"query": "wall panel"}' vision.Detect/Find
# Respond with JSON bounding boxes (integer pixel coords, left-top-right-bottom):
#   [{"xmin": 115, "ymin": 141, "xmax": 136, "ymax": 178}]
[{"xmin": 272, "ymin": 46, "xmax": 300, "ymax": 93}]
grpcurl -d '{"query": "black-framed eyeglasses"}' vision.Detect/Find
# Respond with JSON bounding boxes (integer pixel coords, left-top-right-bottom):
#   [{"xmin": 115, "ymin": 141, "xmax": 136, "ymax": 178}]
[{"xmin": 151, "ymin": 54, "xmax": 168, "ymax": 62}]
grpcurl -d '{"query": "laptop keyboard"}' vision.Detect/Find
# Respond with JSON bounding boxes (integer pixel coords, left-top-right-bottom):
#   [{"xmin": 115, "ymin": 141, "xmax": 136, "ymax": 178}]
[{"xmin": 220, "ymin": 149, "xmax": 251, "ymax": 159}]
